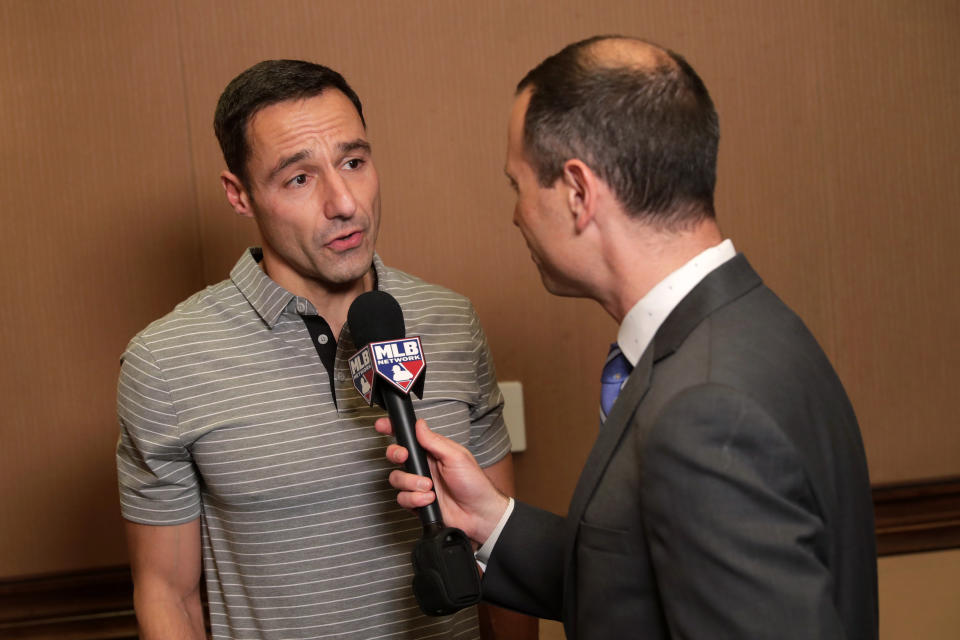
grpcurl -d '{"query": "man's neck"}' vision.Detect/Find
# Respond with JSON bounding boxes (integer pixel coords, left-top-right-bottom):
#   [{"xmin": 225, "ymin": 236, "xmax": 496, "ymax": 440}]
[
  {"xmin": 309, "ymin": 271, "xmax": 375, "ymax": 338},
  {"xmin": 602, "ymin": 218, "xmax": 724, "ymax": 323}
]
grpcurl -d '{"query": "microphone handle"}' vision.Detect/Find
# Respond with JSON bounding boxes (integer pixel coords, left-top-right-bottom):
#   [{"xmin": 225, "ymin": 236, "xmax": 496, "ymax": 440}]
[{"xmin": 381, "ymin": 388, "xmax": 443, "ymax": 528}]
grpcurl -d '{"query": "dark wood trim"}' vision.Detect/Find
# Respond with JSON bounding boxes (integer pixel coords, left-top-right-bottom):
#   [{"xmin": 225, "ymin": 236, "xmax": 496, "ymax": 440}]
[
  {"xmin": 873, "ymin": 475, "xmax": 960, "ymax": 556},
  {"xmin": 0, "ymin": 477, "xmax": 957, "ymax": 637},
  {"xmin": 0, "ymin": 565, "xmax": 137, "ymax": 639}
]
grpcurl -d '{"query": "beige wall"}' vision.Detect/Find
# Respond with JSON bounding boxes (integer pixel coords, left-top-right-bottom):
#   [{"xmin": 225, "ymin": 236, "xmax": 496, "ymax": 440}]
[
  {"xmin": 0, "ymin": 1, "xmax": 957, "ymax": 624},
  {"xmin": 877, "ymin": 550, "xmax": 960, "ymax": 640}
]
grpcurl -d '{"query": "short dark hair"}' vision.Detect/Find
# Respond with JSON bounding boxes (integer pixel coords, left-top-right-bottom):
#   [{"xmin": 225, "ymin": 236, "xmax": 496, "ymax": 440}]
[
  {"xmin": 517, "ymin": 36, "xmax": 719, "ymax": 228},
  {"xmin": 213, "ymin": 59, "xmax": 365, "ymax": 187}
]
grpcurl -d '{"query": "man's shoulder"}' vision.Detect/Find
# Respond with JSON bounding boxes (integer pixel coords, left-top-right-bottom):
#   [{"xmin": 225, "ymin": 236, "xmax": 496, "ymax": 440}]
[
  {"xmin": 664, "ymin": 280, "xmax": 850, "ymax": 426},
  {"xmin": 707, "ymin": 283, "xmax": 818, "ymax": 357},
  {"xmin": 124, "ymin": 276, "xmax": 248, "ymax": 355},
  {"xmin": 377, "ymin": 261, "xmax": 468, "ymax": 300},
  {"xmin": 377, "ymin": 262, "xmax": 479, "ymax": 327}
]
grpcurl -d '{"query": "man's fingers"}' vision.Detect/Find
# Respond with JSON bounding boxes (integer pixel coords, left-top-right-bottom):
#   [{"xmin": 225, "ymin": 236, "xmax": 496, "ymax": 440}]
[
  {"xmin": 382, "ymin": 419, "xmax": 456, "ymax": 465},
  {"xmin": 385, "ymin": 443, "xmax": 407, "ymax": 464},
  {"xmin": 413, "ymin": 419, "xmax": 465, "ymax": 461},
  {"xmin": 396, "ymin": 490, "xmax": 437, "ymax": 510},
  {"xmin": 380, "ymin": 419, "xmax": 459, "ymax": 516},
  {"xmin": 379, "ymin": 419, "xmax": 461, "ymax": 464},
  {"xmin": 388, "ymin": 469, "xmax": 433, "ymax": 492},
  {"xmin": 388, "ymin": 469, "xmax": 436, "ymax": 509},
  {"xmin": 374, "ymin": 417, "xmax": 394, "ymax": 436}
]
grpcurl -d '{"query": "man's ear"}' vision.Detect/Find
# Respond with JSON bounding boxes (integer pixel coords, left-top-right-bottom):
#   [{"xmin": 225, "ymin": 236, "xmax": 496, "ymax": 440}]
[
  {"xmin": 562, "ymin": 159, "xmax": 597, "ymax": 233},
  {"xmin": 220, "ymin": 170, "xmax": 255, "ymax": 218}
]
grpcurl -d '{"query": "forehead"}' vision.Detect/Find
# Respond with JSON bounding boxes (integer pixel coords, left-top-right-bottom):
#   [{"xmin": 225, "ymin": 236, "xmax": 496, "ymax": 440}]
[
  {"xmin": 506, "ymin": 89, "xmax": 532, "ymax": 164},
  {"xmin": 508, "ymin": 90, "xmax": 531, "ymax": 143},
  {"xmin": 246, "ymin": 91, "xmax": 365, "ymax": 162}
]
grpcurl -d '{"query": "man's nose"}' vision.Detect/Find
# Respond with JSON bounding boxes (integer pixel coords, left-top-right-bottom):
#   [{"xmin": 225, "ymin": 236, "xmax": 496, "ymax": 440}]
[{"xmin": 323, "ymin": 173, "xmax": 358, "ymax": 218}]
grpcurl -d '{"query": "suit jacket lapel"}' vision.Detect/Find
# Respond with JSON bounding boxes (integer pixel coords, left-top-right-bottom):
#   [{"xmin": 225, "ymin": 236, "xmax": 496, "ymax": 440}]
[{"xmin": 653, "ymin": 253, "xmax": 761, "ymax": 361}]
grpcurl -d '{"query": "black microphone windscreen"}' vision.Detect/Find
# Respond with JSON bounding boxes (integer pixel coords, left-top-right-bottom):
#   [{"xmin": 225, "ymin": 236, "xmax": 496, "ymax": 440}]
[{"xmin": 348, "ymin": 290, "xmax": 405, "ymax": 348}]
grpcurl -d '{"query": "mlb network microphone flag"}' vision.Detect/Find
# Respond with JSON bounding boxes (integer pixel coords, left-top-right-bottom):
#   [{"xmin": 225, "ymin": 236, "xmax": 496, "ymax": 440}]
[{"xmin": 349, "ymin": 337, "xmax": 427, "ymax": 405}]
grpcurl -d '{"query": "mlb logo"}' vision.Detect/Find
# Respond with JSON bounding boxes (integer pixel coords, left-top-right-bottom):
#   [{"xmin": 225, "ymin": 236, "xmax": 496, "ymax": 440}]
[
  {"xmin": 348, "ymin": 347, "xmax": 376, "ymax": 404},
  {"xmin": 370, "ymin": 337, "xmax": 426, "ymax": 394}
]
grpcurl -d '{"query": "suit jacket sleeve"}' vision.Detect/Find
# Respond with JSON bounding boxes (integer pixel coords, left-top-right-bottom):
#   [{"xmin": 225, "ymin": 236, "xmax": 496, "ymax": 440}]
[
  {"xmin": 481, "ymin": 501, "xmax": 566, "ymax": 621},
  {"xmin": 641, "ymin": 383, "xmax": 848, "ymax": 639}
]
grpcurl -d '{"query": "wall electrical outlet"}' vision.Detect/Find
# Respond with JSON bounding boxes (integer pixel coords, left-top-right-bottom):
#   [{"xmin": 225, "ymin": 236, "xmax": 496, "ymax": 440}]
[{"xmin": 499, "ymin": 381, "xmax": 526, "ymax": 452}]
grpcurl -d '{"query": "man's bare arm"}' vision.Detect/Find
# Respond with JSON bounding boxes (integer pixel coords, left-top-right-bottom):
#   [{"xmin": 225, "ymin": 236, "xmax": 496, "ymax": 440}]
[{"xmin": 126, "ymin": 519, "xmax": 205, "ymax": 640}]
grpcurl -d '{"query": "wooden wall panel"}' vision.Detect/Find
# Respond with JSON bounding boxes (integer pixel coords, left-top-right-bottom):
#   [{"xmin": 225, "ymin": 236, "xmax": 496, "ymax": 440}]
[
  {"xmin": 0, "ymin": 1, "xmax": 202, "ymax": 576},
  {"xmin": 0, "ymin": 0, "xmax": 957, "ymax": 580}
]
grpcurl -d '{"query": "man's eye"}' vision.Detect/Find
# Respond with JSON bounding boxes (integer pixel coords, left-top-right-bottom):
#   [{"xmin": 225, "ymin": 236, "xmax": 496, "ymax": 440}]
[
  {"xmin": 344, "ymin": 158, "xmax": 363, "ymax": 170},
  {"xmin": 289, "ymin": 174, "xmax": 308, "ymax": 186}
]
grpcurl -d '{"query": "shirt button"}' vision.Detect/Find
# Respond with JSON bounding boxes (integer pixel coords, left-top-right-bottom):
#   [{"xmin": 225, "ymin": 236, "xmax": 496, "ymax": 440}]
[
  {"xmin": 317, "ymin": 334, "xmax": 329, "ymax": 345},
  {"xmin": 296, "ymin": 302, "xmax": 306, "ymax": 313}
]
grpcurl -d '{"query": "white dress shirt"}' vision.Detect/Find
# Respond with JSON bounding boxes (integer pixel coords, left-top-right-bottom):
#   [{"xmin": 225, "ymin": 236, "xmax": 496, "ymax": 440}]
[{"xmin": 618, "ymin": 239, "xmax": 736, "ymax": 366}]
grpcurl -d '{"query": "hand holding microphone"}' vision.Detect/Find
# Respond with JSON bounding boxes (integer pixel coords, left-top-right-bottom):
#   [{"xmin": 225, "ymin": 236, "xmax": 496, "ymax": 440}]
[{"xmin": 375, "ymin": 416, "xmax": 510, "ymax": 547}]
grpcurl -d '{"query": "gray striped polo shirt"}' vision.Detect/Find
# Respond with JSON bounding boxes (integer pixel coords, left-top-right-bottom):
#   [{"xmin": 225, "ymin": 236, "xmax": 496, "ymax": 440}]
[{"xmin": 117, "ymin": 249, "xmax": 511, "ymax": 639}]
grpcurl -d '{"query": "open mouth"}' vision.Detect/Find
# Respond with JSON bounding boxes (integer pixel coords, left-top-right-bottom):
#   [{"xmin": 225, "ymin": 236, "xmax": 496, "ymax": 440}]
[{"xmin": 327, "ymin": 230, "xmax": 363, "ymax": 252}]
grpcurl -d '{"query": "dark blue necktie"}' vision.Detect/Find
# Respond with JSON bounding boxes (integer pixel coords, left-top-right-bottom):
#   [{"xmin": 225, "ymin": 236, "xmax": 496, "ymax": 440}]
[{"xmin": 600, "ymin": 343, "xmax": 632, "ymax": 423}]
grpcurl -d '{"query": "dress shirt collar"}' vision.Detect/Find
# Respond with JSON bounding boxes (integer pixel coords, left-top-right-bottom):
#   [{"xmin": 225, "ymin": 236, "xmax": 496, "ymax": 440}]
[
  {"xmin": 617, "ymin": 239, "xmax": 736, "ymax": 366},
  {"xmin": 231, "ymin": 247, "xmax": 385, "ymax": 328}
]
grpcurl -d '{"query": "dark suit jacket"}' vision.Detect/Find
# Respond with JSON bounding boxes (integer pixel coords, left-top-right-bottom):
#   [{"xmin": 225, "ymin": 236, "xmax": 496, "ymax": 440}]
[{"xmin": 483, "ymin": 255, "xmax": 878, "ymax": 639}]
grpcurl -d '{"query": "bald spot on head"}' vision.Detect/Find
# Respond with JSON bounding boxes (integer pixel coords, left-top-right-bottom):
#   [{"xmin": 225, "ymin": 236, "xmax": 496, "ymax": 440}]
[{"xmin": 580, "ymin": 37, "xmax": 674, "ymax": 73}]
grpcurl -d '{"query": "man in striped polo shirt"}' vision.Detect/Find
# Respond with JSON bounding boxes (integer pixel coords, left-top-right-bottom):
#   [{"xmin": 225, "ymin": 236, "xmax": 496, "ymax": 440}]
[{"xmin": 116, "ymin": 60, "xmax": 533, "ymax": 640}]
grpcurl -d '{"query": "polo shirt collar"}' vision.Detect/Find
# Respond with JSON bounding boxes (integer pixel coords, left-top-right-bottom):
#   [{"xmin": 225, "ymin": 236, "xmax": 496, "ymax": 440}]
[
  {"xmin": 231, "ymin": 248, "xmax": 292, "ymax": 327},
  {"xmin": 231, "ymin": 248, "xmax": 387, "ymax": 328}
]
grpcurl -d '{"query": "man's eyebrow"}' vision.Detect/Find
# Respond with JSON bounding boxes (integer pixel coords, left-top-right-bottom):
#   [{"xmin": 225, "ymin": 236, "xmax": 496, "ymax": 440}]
[
  {"xmin": 338, "ymin": 139, "xmax": 372, "ymax": 155},
  {"xmin": 270, "ymin": 149, "xmax": 311, "ymax": 180},
  {"xmin": 268, "ymin": 140, "xmax": 371, "ymax": 181}
]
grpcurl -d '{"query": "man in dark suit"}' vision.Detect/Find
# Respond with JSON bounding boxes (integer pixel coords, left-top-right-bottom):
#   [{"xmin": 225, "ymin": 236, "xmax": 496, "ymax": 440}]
[{"xmin": 378, "ymin": 36, "xmax": 878, "ymax": 639}]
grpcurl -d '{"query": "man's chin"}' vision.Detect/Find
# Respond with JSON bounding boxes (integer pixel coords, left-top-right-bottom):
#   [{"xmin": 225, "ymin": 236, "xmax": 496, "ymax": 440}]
[
  {"xmin": 313, "ymin": 252, "xmax": 375, "ymax": 289},
  {"xmin": 537, "ymin": 266, "xmax": 583, "ymax": 299},
  {"xmin": 537, "ymin": 267, "xmax": 563, "ymax": 296}
]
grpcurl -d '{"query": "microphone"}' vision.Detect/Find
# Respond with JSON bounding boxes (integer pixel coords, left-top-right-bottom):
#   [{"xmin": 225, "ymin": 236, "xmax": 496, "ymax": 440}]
[
  {"xmin": 347, "ymin": 290, "xmax": 441, "ymax": 527},
  {"xmin": 347, "ymin": 290, "xmax": 481, "ymax": 616}
]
